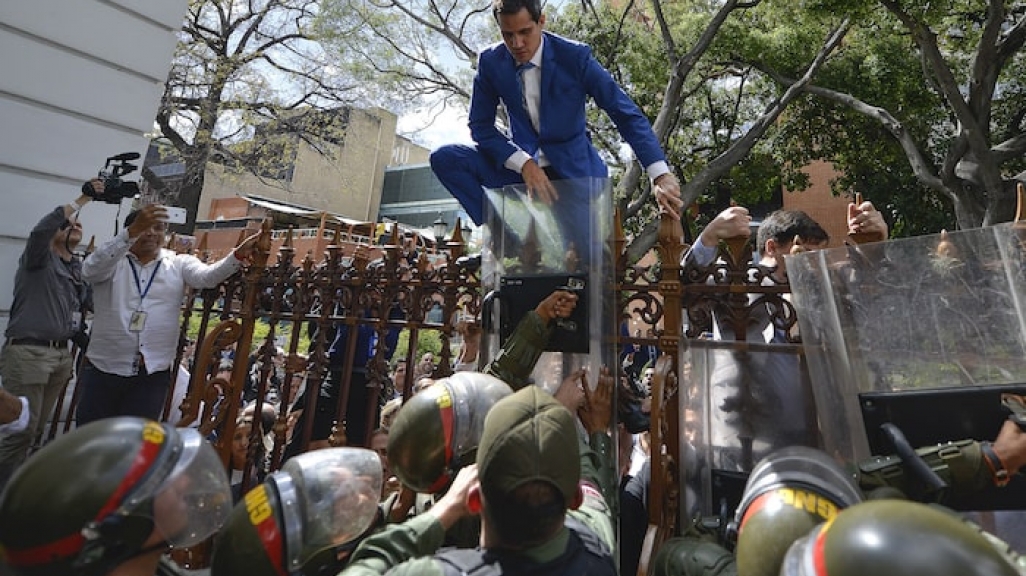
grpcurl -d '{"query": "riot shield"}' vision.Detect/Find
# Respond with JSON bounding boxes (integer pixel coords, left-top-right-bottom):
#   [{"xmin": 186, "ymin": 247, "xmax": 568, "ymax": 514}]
[
  {"xmin": 677, "ymin": 337, "xmax": 819, "ymax": 522},
  {"xmin": 788, "ymin": 225, "xmax": 1026, "ymax": 546},
  {"xmin": 480, "ymin": 178, "xmax": 616, "ymax": 395}
]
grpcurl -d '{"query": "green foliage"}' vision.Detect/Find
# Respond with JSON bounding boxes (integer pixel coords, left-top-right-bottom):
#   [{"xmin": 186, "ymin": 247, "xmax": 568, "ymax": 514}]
[
  {"xmin": 392, "ymin": 328, "xmax": 444, "ymax": 366},
  {"xmin": 309, "ymin": 0, "xmax": 1024, "ymax": 233},
  {"xmin": 183, "ymin": 316, "xmax": 313, "ymax": 360},
  {"xmin": 760, "ymin": 1, "xmax": 1024, "ymax": 230}
]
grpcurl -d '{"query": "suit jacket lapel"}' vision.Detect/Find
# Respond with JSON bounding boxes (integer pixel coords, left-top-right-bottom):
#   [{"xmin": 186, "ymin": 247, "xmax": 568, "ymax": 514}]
[
  {"xmin": 500, "ymin": 52, "xmax": 520, "ymax": 107},
  {"xmin": 539, "ymin": 33, "xmax": 557, "ymax": 136}
]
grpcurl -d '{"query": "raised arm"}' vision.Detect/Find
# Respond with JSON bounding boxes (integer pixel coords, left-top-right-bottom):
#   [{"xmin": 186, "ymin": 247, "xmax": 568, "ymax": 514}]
[{"xmin": 684, "ymin": 206, "xmax": 752, "ymax": 267}]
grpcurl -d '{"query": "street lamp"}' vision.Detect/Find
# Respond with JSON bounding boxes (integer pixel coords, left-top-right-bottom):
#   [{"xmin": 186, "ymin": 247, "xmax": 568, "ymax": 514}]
[{"xmin": 432, "ymin": 212, "xmax": 448, "ymax": 243}]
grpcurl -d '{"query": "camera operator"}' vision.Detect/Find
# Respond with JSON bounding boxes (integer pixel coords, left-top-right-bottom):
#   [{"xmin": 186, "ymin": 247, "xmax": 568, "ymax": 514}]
[
  {"xmin": 0, "ymin": 181, "xmax": 97, "ymax": 492},
  {"xmin": 75, "ymin": 204, "xmax": 260, "ymax": 425}
]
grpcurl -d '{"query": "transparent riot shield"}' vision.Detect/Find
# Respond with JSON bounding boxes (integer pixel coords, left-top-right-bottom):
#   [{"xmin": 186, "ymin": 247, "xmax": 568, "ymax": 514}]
[
  {"xmin": 677, "ymin": 337, "xmax": 818, "ymax": 522},
  {"xmin": 480, "ymin": 178, "xmax": 615, "ymax": 395},
  {"xmin": 788, "ymin": 224, "xmax": 1026, "ymax": 548}
]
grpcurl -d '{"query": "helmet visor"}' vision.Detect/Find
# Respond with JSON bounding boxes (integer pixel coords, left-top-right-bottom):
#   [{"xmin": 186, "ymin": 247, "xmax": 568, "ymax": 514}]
[
  {"xmin": 445, "ymin": 373, "xmax": 513, "ymax": 466},
  {"xmin": 276, "ymin": 448, "xmax": 383, "ymax": 570},
  {"xmin": 148, "ymin": 428, "xmax": 233, "ymax": 547}
]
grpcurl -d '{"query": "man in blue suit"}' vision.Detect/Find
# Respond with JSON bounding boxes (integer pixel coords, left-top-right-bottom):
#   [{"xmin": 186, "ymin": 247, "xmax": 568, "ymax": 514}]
[{"xmin": 430, "ymin": 0, "xmax": 682, "ymax": 228}]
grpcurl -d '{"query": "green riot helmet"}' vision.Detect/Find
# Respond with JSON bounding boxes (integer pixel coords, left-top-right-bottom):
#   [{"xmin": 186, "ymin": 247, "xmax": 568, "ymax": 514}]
[
  {"xmin": 211, "ymin": 447, "xmax": 383, "ymax": 576},
  {"xmin": 732, "ymin": 446, "xmax": 863, "ymax": 576},
  {"xmin": 0, "ymin": 417, "xmax": 232, "ymax": 576},
  {"xmin": 388, "ymin": 372, "xmax": 512, "ymax": 493},
  {"xmin": 780, "ymin": 500, "xmax": 1020, "ymax": 576}
]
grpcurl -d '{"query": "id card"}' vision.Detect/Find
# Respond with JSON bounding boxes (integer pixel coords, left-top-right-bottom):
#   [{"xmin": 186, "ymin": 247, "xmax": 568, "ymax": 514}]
[{"xmin": 129, "ymin": 310, "xmax": 147, "ymax": 333}]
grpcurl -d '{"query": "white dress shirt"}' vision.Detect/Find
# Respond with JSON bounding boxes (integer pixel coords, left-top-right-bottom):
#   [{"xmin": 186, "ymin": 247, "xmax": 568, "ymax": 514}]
[{"xmin": 82, "ymin": 229, "xmax": 241, "ymax": 376}]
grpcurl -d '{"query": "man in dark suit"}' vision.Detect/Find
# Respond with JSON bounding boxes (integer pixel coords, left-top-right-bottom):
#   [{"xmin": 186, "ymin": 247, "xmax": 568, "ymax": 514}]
[{"xmin": 430, "ymin": 0, "xmax": 682, "ymax": 227}]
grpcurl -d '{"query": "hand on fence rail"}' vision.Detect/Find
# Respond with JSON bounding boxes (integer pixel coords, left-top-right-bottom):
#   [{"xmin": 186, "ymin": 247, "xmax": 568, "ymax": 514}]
[
  {"xmin": 654, "ymin": 172, "xmax": 683, "ymax": 220},
  {"xmin": 231, "ymin": 231, "xmax": 264, "ymax": 265}
]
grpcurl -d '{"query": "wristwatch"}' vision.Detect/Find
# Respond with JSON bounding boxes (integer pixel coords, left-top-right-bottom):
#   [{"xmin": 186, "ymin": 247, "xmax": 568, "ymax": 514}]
[{"xmin": 980, "ymin": 441, "xmax": 1011, "ymax": 488}]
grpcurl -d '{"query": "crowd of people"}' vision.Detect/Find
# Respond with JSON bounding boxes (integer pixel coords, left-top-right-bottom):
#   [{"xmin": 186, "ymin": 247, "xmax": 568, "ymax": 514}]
[{"xmin": 0, "ymin": 209, "xmax": 618, "ymax": 575}]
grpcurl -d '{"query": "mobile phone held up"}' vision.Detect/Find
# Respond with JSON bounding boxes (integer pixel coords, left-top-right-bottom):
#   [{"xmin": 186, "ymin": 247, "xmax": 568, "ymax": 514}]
[{"xmin": 160, "ymin": 206, "xmax": 187, "ymax": 225}]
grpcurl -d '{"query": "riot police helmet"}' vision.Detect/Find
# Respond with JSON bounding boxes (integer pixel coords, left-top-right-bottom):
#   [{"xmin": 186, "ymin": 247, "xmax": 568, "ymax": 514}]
[
  {"xmin": 0, "ymin": 417, "xmax": 232, "ymax": 576},
  {"xmin": 780, "ymin": 499, "xmax": 1020, "ymax": 576},
  {"xmin": 387, "ymin": 372, "xmax": 512, "ymax": 493},
  {"xmin": 211, "ymin": 447, "xmax": 383, "ymax": 576},
  {"xmin": 732, "ymin": 446, "xmax": 863, "ymax": 576}
]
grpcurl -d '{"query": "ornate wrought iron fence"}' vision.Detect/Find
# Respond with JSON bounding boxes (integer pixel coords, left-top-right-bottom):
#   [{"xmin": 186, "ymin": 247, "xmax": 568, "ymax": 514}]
[{"xmin": 41, "ymin": 209, "xmax": 800, "ymax": 570}]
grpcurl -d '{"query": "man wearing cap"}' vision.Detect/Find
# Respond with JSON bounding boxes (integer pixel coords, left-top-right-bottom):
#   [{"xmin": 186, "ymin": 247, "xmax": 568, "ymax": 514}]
[{"xmin": 340, "ymin": 374, "xmax": 617, "ymax": 576}]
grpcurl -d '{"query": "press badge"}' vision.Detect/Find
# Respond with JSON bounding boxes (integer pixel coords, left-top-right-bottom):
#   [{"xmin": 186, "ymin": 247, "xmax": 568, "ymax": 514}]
[{"xmin": 129, "ymin": 311, "xmax": 147, "ymax": 333}]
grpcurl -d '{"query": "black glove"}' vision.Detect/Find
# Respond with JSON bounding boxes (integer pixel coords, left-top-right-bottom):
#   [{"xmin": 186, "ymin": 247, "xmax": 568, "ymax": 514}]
[{"xmin": 81, "ymin": 180, "xmax": 100, "ymax": 198}]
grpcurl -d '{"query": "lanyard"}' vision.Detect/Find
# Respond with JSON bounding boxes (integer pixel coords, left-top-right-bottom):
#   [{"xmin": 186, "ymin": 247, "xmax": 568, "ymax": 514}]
[{"xmin": 127, "ymin": 258, "xmax": 161, "ymax": 303}]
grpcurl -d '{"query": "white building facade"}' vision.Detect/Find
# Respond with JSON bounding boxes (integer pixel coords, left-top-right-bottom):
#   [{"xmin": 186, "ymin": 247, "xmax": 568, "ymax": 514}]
[{"xmin": 0, "ymin": 0, "xmax": 188, "ymax": 333}]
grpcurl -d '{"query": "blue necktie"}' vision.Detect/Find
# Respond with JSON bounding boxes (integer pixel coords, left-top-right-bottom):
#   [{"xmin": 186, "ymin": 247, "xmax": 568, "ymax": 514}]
[{"xmin": 517, "ymin": 62, "xmax": 535, "ymax": 115}]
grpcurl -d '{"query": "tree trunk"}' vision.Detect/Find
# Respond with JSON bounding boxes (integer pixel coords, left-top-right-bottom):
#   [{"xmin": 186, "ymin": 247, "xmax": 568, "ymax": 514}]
[{"xmin": 171, "ymin": 159, "xmax": 208, "ymax": 235}]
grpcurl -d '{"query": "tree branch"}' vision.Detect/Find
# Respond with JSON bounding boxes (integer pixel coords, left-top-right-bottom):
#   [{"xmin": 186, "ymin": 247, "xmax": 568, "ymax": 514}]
[
  {"xmin": 624, "ymin": 0, "xmax": 759, "ymax": 221},
  {"xmin": 993, "ymin": 132, "xmax": 1026, "ymax": 163},
  {"xmin": 878, "ymin": 0, "xmax": 1005, "ymax": 201},
  {"xmin": 679, "ymin": 19, "xmax": 851, "ymax": 207}
]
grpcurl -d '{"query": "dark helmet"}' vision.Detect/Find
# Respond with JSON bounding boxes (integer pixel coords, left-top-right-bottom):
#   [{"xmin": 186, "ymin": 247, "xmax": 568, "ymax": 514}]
[
  {"xmin": 388, "ymin": 372, "xmax": 512, "ymax": 493},
  {"xmin": 211, "ymin": 447, "xmax": 383, "ymax": 576},
  {"xmin": 780, "ymin": 500, "xmax": 1020, "ymax": 576},
  {"xmin": 0, "ymin": 417, "xmax": 231, "ymax": 576},
  {"xmin": 650, "ymin": 537, "xmax": 737, "ymax": 576},
  {"xmin": 732, "ymin": 446, "xmax": 863, "ymax": 576}
]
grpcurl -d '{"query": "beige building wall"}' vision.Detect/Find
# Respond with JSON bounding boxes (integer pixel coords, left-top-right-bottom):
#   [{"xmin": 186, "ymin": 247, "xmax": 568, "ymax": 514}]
[
  {"xmin": 199, "ymin": 107, "xmax": 400, "ymax": 222},
  {"xmin": 392, "ymin": 135, "xmax": 431, "ymax": 166}
]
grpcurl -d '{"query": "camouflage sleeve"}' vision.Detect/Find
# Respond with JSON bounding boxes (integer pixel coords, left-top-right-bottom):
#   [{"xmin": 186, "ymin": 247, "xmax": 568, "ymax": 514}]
[
  {"xmin": 568, "ymin": 482, "xmax": 616, "ymax": 553},
  {"xmin": 483, "ymin": 310, "xmax": 552, "ymax": 390},
  {"xmin": 857, "ymin": 439, "xmax": 993, "ymax": 498},
  {"xmin": 572, "ymin": 431, "xmax": 616, "ymax": 551},
  {"xmin": 580, "ymin": 431, "xmax": 616, "ymax": 504},
  {"xmin": 339, "ymin": 514, "xmax": 447, "ymax": 576}
]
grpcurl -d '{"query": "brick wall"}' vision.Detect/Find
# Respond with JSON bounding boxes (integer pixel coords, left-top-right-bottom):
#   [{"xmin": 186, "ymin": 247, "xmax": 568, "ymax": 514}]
[{"xmin": 783, "ymin": 160, "xmax": 853, "ymax": 248}]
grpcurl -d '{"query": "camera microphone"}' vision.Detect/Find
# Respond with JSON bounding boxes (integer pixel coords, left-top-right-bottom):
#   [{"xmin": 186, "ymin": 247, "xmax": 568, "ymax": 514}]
[{"xmin": 107, "ymin": 152, "xmax": 141, "ymax": 163}]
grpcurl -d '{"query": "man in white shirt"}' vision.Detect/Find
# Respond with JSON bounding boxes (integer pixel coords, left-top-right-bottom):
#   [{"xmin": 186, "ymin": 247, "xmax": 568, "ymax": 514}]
[
  {"xmin": 75, "ymin": 204, "xmax": 258, "ymax": 424},
  {"xmin": 0, "ymin": 388, "xmax": 28, "ymax": 434}
]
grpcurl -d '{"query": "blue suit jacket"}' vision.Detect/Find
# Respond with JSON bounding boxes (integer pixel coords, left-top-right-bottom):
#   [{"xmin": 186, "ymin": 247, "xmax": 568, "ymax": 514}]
[{"xmin": 468, "ymin": 32, "xmax": 666, "ymax": 177}]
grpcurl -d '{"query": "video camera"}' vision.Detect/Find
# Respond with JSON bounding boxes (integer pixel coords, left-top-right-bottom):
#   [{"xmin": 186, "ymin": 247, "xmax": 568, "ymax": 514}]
[{"xmin": 83, "ymin": 152, "xmax": 141, "ymax": 204}]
